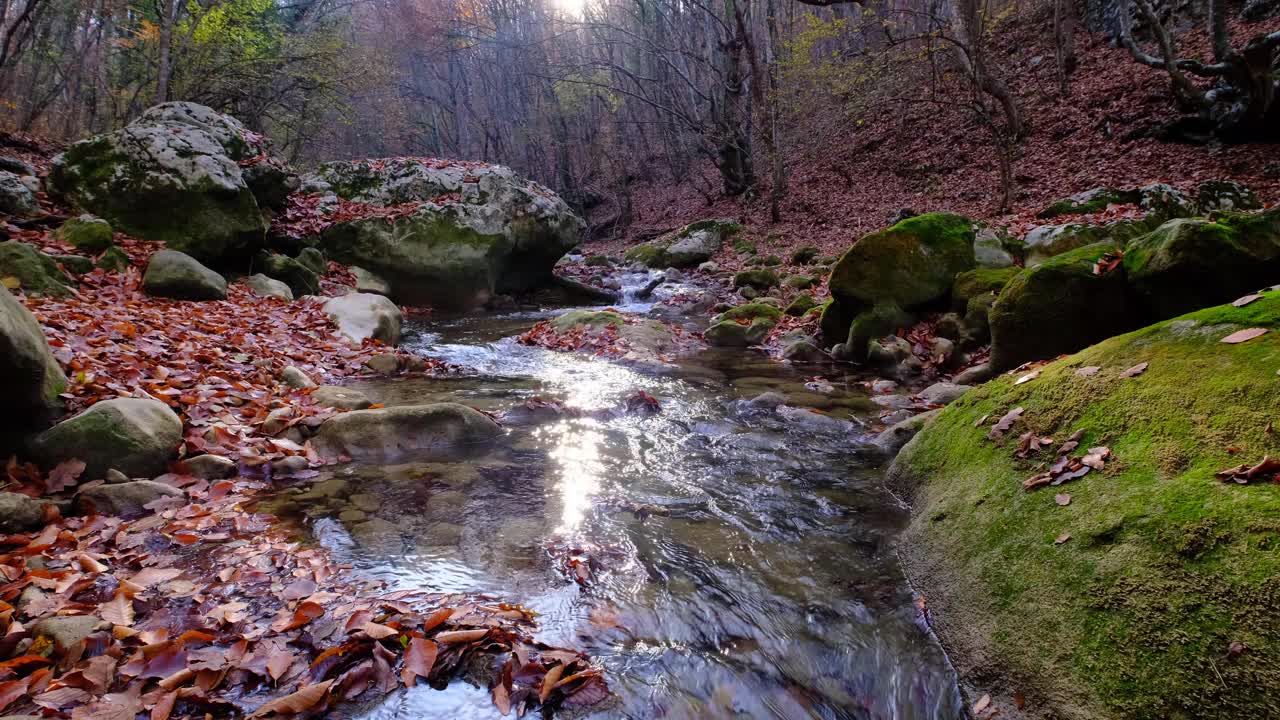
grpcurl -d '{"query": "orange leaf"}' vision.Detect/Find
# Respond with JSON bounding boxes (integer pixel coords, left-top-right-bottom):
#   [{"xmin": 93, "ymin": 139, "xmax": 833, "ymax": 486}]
[{"xmin": 249, "ymin": 679, "xmax": 333, "ymax": 717}]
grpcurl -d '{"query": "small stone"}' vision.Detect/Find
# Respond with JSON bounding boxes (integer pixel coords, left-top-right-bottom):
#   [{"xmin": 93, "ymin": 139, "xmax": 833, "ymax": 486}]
[
  {"xmin": 0, "ymin": 492, "xmax": 48, "ymax": 533},
  {"xmin": 32, "ymin": 615, "xmax": 103, "ymax": 650},
  {"xmin": 312, "ymin": 386, "xmax": 372, "ymax": 411},
  {"xmin": 105, "ymin": 469, "xmax": 131, "ymax": 484},
  {"xmin": 261, "ymin": 407, "xmax": 294, "ymax": 435},
  {"xmin": 280, "ymin": 366, "xmax": 317, "ymax": 389},
  {"xmin": 270, "ymin": 456, "xmax": 310, "ymax": 477},
  {"xmin": 953, "ymin": 363, "xmax": 995, "ymax": 385},
  {"xmin": 244, "ymin": 273, "xmax": 294, "ymax": 301},
  {"xmin": 363, "ymin": 353, "xmax": 401, "ymax": 375},
  {"xmin": 338, "ymin": 509, "xmax": 367, "ymax": 522},
  {"xmin": 348, "ymin": 493, "xmax": 382, "ymax": 512},
  {"xmin": 698, "ymin": 261, "xmax": 720, "ymax": 273},
  {"xmin": 177, "ymin": 454, "xmax": 237, "ymax": 480}
]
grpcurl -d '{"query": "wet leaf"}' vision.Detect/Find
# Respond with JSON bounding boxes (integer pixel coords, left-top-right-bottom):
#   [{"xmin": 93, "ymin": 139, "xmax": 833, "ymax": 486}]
[
  {"xmin": 1074, "ymin": 366, "xmax": 1100, "ymax": 377},
  {"xmin": 435, "ymin": 628, "xmax": 489, "ymax": 643},
  {"xmin": 540, "ymin": 662, "xmax": 565, "ymax": 703},
  {"xmin": 1220, "ymin": 327, "xmax": 1267, "ymax": 344},
  {"xmin": 1231, "ymin": 294, "xmax": 1263, "ymax": 307},
  {"xmin": 273, "ymin": 600, "xmax": 325, "ymax": 631},
  {"xmin": 100, "ymin": 589, "xmax": 135, "ymax": 626},
  {"xmin": 250, "ymin": 678, "xmax": 333, "ymax": 717},
  {"xmin": 361, "ymin": 621, "xmax": 398, "ymax": 639},
  {"xmin": 401, "ymin": 638, "xmax": 437, "ymax": 687},
  {"xmin": 1055, "ymin": 493, "xmax": 1071, "ymax": 506}
]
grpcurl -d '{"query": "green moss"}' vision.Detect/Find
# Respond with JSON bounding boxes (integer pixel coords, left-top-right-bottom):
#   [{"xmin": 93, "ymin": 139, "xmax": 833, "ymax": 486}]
[
  {"xmin": 847, "ymin": 301, "xmax": 913, "ymax": 357},
  {"xmin": 732, "ymin": 237, "xmax": 757, "ymax": 255},
  {"xmin": 705, "ymin": 317, "xmax": 774, "ymax": 347},
  {"xmin": 785, "ymin": 294, "xmax": 817, "ymax": 316},
  {"xmin": 257, "ymin": 252, "xmax": 319, "ymax": 297},
  {"xmin": 894, "ymin": 291, "xmax": 1280, "ymax": 720},
  {"xmin": 953, "ymin": 267, "xmax": 1018, "ymax": 306},
  {"xmin": 97, "ymin": 246, "xmax": 131, "ymax": 272},
  {"xmin": 0, "ymin": 241, "xmax": 71, "ymax": 296},
  {"xmin": 818, "ymin": 299, "xmax": 853, "ymax": 346},
  {"xmin": 989, "ymin": 242, "xmax": 1137, "ymax": 371},
  {"xmin": 678, "ymin": 218, "xmax": 740, "ymax": 238},
  {"xmin": 54, "ymin": 215, "xmax": 113, "ymax": 253},
  {"xmin": 782, "ymin": 274, "xmax": 817, "ymax": 290},
  {"xmin": 733, "ymin": 269, "xmax": 778, "ymax": 290},
  {"xmin": 623, "ymin": 242, "xmax": 668, "ymax": 268},
  {"xmin": 790, "ymin": 245, "xmax": 819, "ymax": 265},
  {"xmin": 551, "ymin": 309, "xmax": 624, "ymax": 332},
  {"xmin": 829, "ymin": 212, "xmax": 975, "ymax": 310},
  {"xmin": 714, "ymin": 303, "xmax": 783, "ymax": 324},
  {"xmin": 1037, "ymin": 188, "xmax": 1139, "ymax": 219},
  {"xmin": 748, "ymin": 254, "xmax": 783, "ymax": 267}
]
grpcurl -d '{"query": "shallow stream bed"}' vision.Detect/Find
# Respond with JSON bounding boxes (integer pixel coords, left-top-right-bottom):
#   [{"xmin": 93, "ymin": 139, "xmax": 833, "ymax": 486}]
[{"xmin": 267, "ymin": 282, "xmax": 963, "ymax": 719}]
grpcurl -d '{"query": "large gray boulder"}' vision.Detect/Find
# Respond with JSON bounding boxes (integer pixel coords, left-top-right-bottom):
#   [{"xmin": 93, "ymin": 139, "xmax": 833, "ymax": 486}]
[
  {"xmin": 48, "ymin": 102, "xmax": 294, "ymax": 263},
  {"xmin": 28, "ymin": 398, "xmax": 183, "ymax": 479},
  {"xmin": 312, "ymin": 403, "xmax": 502, "ymax": 462},
  {"xmin": 0, "ymin": 170, "xmax": 39, "ymax": 215},
  {"xmin": 312, "ymin": 158, "xmax": 584, "ymax": 308},
  {"xmin": 0, "ymin": 492, "xmax": 51, "ymax": 533},
  {"xmin": 244, "ymin": 273, "xmax": 293, "ymax": 300},
  {"xmin": 323, "ymin": 292, "xmax": 401, "ymax": 345},
  {"xmin": 143, "ymin": 250, "xmax": 227, "ymax": 300},
  {"xmin": 0, "ymin": 285, "xmax": 66, "ymax": 447}
]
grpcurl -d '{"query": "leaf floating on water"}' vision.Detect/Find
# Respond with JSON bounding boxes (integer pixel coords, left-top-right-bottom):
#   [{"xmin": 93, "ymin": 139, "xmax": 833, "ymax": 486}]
[
  {"xmin": 1121, "ymin": 362, "xmax": 1148, "ymax": 378},
  {"xmin": 1075, "ymin": 366, "xmax": 1100, "ymax": 377},
  {"xmin": 1014, "ymin": 370, "xmax": 1040, "ymax": 385},
  {"xmin": 1232, "ymin": 294, "xmax": 1264, "ymax": 307},
  {"xmin": 1055, "ymin": 493, "xmax": 1072, "ymax": 506},
  {"xmin": 1055, "ymin": 533, "xmax": 1072, "ymax": 545},
  {"xmin": 988, "ymin": 407, "xmax": 1024, "ymax": 440},
  {"xmin": 1220, "ymin": 327, "xmax": 1268, "ymax": 344}
]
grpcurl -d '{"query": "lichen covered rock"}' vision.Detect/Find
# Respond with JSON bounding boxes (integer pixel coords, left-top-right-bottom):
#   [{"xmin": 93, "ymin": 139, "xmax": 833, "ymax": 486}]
[
  {"xmin": 0, "ymin": 241, "xmax": 71, "ymax": 296},
  {"xmin": 0, "ymin": 285, "xmax": 66, "ymax": 446},
  {"xmin": 313, "ymin": 158, "xmax": 583, "ymax": 308},
  {"xmin": 890, "ymin": 292, "xmax": 1280, "ymax": 720},
  {"xmin": 48, "ymin": 102, "xmax": 278, "ymax": 263},
  {"xmin": 142, "ymin": 250, "xmax": 227, "ymax": 301},
  {"xmin": 312, "ymin": 403, "xmax": 502, "ymax": 462}
]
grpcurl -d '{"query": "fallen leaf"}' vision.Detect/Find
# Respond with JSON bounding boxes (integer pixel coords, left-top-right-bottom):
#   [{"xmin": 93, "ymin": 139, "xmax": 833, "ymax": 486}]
[
  {"xmin": 988, "ymin": 407, "xmax": 1024, "ymax": 440},
  {"xmin": 435, "ymin": 628, "xmax": 489, "ymax": 644},
  {"xmin": 1121, "ymin": 362, "xmax": 1148, "ymax": 378},
  {"xmin": 100, "ymin": 589, "xmax": 135, "ymax": 626},
  {"xmin": 46, "ymin": 458, "xmax": 86, "ymax": 492},
  {"xmin": 541, "ymin": 662, "xmax": 565, "ymax": 703},
  {"xmin": 1232, "ymin": 294, "xmax": 1263, "ymax": 307},
  {"xmin": 401, "ymin": 637, "xmax": 438, "ymax": 687},
  {"xmin": 273, "ymin": 600, "xmax": 325, "ymax": 631},
  {"xmin": 267, "ymin": 647, "xmax": 296, "ymax": 682},
  {"xmin": 1220, "ymin": 327, "xmax": 1267, "ymax": 344},
  {"xmin": 361, "ymin": 621, "xmax": 398, "ymax": 639},
  {"xmin": 1074, "ymin": 366, "xmax": 1100, "ymax": 377},
  {"xmin": 1014, "ymin": 370, "xmax": 1039, "ymax": 385},
  {"xmin": 1055, "ymin": 533, "xmax": 1071, "ymax": 545},
  {"xmin": 1055, "ymin": 493, "xmax": 1071, "ymax": 506},
  {"xmin": 973, "ymin": 693, "xmax": 992, "ymax": 714},
  {"xmin": 250, "ymin": 678, "xmax": 333, "ymax": 717}
]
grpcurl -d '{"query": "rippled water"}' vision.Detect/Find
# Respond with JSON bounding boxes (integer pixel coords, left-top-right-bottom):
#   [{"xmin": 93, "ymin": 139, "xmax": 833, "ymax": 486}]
[{"xmin": 268, "ymin": 274, "xmax": 963, "ymax": 720}]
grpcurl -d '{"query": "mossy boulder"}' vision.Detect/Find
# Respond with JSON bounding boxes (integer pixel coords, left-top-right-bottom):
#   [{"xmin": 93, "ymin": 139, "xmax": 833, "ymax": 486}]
[
  {"xmin": 257, "ymin": 252, "xmax": 319, "ymax": 297},
  {"xmin": 142, "ymin": 250, "xmax": 227, "ymax": 301},
  {"xmin": 705, "ymin": 317, "xmax": 775, "ymax": 347},
  {"xmin": 315, "ymin": 159, "xmax": 582, "ymax": 309},
  {"xmin": 713, "ymin": 302, "xmax": 783, "ymax": 324},
  {"xmin": 1023, "ymin": 219, "xmax": 1149, "ymax": 267},
  {"xmin": 829, "ymin": 212, "xmax": 976, "ymax": 312},
  {"xmin": 296, "ymin": 247, "xmax": 327, "ymax": 276},
  {"xmin": 785, "ymin": 293, "xmax": 817, "ymax": 316},
  {"xmin": 96, "ymin": 246, "xmax": 130, "ymax": 272},
  {"xmin": 890, "ymin": 292, "xmax": 1280, "ymax": 720},
  {"xmin": 790, "ymin": 245, "xmax": 819, "ymax": 265},
  {"xmin": 818, "ymin": 299, "xmax": 854, "ymax": 345},
  {"xmin": 312, "ymin": 403, "xmax": 502, "ymax": 462},
  {"xmin": 0, "ymin": 241, "xmax": 71, "ymax": 296},
  {"xmin": 733, "ymin": 269, "xmax": 778, "ymax": 291},
  {"xmin": 0, "ymin": 285, "xmax": 65, "ymax": 450},
  {"xmin": 48, "ymin": 254, "xmax": 94, "ymax": 275},
  {"xmin": 1123, "ymin": 208, "xmax": 1280, "ymax": 319},
  {"xmin": 664, "ymin": 219, "xmax": 738, "ymax": 268},
  {"xmin": 48, "ymin": 102, "xmax": 273, "ymax": 264},
  {"xmin": 783, "ymin": 274, "xmax": 818, "ymax": 290},
  {"xmin": 551, "ymin": 309, "xmax": 624, "ymax": 332},
  {"xmin": 28, "ymin": 397, "xmax": 182, "ymax": 479},
  {"xmin": 846, "ymin": 301, "xmax": 914, "ymax": 356},
  {"xmin": 952, "ymin": 267, "xmax": 1018, "ymax": 311},
  {"xmin": 989, "ymin": 242, "xmax": 1137, "ymax": 371},
  {"xmin": 54, "ymin": 215, "xmax": 114, "ymax": 253},
  {"xmin": 623, "ymin": 243, "xmax": 666, "ymax": 268},
  {"xmin": 1036, "ymin": 186, "xmax": 1138, "ymax": 219},
  {"xmin": 973, "ymin": 227, "xmax": 1017, "ymax": 268}
]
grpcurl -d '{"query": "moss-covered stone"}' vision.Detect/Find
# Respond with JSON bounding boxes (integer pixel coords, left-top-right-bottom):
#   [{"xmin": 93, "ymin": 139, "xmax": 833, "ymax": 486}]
[
  {"xmin": 785, "ymin": 293, "xmax": 817, "ymax": 316},
  {"xmin": 0, "ymin": 241, "xmax": 71, "ymax": 296},
  {"xmin": 96, "ymin": 246, "xmax": 131, "ymax": 272},
  {"xmin": 989, "ymin": 242, "xmax": 1137, "ymax": 371},
  {"xmin": 732, "ymin": 237, "xmax": 757, "ymax": 255},
  {"xmin": 713, "ymin": 303, "xmax": 783, "ymax": 324},
  {"xmin": 584, "ymin": 254, "xmax": 611, "ymax": 267},
  {"xmin": 142, "ymin": 250, "xmax": 227, "ymax": 301},
  {"xmin": 818, "ymin": 299, "xmax": 854, "ymax": 346},
  {"xmin": 623, "ymin": 243, "xmax": 667, "ymax": 268},
  {"xmin": 952, "ymin": 267, "xmax": 1018, "ymax": 311},
  {"xmin": 296, "ymin": 247, "xmax": 327, "ymax": 276},
  {"xmin": 0, "ymin": 285, "xmax": 65, "ymax": 450},
  {"xmin": 891, "ymin": 291, "xmax": 1280, "ymax": 720},
  {"xmin": 1023, "ymin": 219, "xmax": 1150, "ymax": 266},
  {"xmin": 846, "ymin": 301, "xmax": 914, "ymax": 357},
  {"xmin": 48, "ymin": 254, "xmax": 94, "ymax": 275},
  {"xmin": 30, "ymin": 397, "xmax": 182, "ymax": 479},
  {"xmin": 733, "ymin": 269, "xmax": 778, "ymax": 290},
  {"xmin": 1036, "ymin": 187, "xmax": 1139, "ymax": 219},
  {"xmin": 551, "ymin": 309, "xmax": 625, "ymax": 332},
  {"xmin": 783, "ymin": 274, "xmax": 818, "ymax": 290},
  {"xmin": 1123, "ymin": 208, "xmax": 1280, "ymax": 319},
  {"xmin": 258, "ymin": 252, "xmax": 319, "ymax": 297},
  {"xmin": 790, "ymin": 245, "xmax": 819, "ymax": 265},
  {"xmin": 828, "ymin": 212, "xmax": 976, "ymax": 313},
  {"xmin": 54, "ymin": 215, "xmax": 114, "ymax": 253},
  {"xmin": 705, "ymin": 317, "xmax": 775, "ymax": 347}
]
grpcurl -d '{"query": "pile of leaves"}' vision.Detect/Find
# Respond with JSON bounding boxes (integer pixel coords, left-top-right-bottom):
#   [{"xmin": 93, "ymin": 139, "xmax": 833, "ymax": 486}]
[
  {"xmin": 271, "ymin": 194, "xmax": 433, "ymax": 243},
  {"xmin": 0, "ymin": 472, "xmax": 606, "ymax": 718},
  {"xmin": 518, "ymin": 317, "xmax": 625, "ymax": 358},
  {"xmin": 982, "ymin": 407, "xmax": 1113, "ymax": 491},
  {"xmin": 20, "ymin": 267, "xmax": 439, "ymax": 463}
]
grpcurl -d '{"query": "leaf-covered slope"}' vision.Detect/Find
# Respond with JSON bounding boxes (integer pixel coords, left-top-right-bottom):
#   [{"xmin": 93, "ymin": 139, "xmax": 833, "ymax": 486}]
[{"xmin": 890, "ymin": 292, "xmax": 1280, "ymax": 719}]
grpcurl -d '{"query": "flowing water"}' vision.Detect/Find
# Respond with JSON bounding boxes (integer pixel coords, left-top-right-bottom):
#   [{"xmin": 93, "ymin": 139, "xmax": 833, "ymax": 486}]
[{"xmin": 268, "ymin": 271, "xmax": 963, "ymax": 720}]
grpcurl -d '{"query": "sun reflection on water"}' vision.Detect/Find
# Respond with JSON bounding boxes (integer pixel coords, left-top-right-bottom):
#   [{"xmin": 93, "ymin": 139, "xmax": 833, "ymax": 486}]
[{"xmin": 545, "ymin": 420, "xmax": 606, "ymax": 533}]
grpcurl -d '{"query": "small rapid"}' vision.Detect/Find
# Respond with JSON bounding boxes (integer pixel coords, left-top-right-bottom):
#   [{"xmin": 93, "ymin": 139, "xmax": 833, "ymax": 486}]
[{"xmin": 269, "ymin": 270, "xmax": 963, "ymax": 719}]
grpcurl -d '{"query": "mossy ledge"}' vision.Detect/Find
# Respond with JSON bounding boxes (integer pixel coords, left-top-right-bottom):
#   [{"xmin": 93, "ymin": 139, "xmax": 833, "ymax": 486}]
[{"xmin": 890, "ymin": 292, "xmax": 1280, "ymax": 719}]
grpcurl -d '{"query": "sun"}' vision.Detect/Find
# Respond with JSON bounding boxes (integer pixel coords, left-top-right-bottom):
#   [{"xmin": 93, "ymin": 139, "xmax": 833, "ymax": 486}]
[{"xmin": 553, "ymin": 0, "xmax": 588, "ymax": 17}]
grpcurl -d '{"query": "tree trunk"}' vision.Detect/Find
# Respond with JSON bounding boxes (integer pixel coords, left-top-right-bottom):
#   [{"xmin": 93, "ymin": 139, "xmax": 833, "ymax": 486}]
[
  {"xmin": 156, "ymin": 0, "xmax": 175, "ymax": 103},
  {"xmin": 716, "ymin": 0, "xmax": 753, "ymax": 196}
]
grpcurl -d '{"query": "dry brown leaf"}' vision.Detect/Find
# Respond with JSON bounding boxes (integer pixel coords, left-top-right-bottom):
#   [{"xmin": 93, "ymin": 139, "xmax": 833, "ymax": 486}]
[
  {"xmin": 250, "ymin": 679, "xmax": 333, "ymax": 717},
  {"xmin": 973, "ymin": 693, "xmax": 992, "ymax": 713},
  {"xmin": 988, "ymin": 407, "xmax": 1024, "ymax": 441},
  {"xmin": 1220, "ymin": 327, "xmax": 1267, "ymax": 344},
  {"xmin": 100, "ymin": 589, "xmax": 135, "ymax": 626},
  {"xmin": 1121, "ymin": 362, "xmax": 1148, "ymax": 378},
  {"xmin": 1074, "ymin": 366, "xmax": 1100, "ymax": 377},
  {"xmin": 1055, "ymin": 533, "xmax": 1071, "ymax": 545},
  {"xmin": 1232, "ymin": 294, "xmax": 1264, "ymax": 307},
  {"xmin": 401, "ymin": 638, "xmax": 438, "ymax": 687},
  {"xmin": 1055, "ymin": 493, "xmax": 1071, "ymax": 506},
  {"xmin": 1014, "ymin": 370, "xmax": 1039, "ymax": 385},
  {"xmin": 435, "ymin": 628, "xmax": 489, "ymax": 643},
  {"xmin": 267, "ymin": 648, "xmax": 295, "ymax": 682},
  {"xmin": 361, "ymin": 621, "xmax": 398, "ymax": 639}
]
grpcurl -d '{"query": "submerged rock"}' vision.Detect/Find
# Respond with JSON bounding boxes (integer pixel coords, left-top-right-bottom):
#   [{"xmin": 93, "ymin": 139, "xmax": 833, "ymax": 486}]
[
  {"xmin": 313, "ymin": 158, "xmax": 583, "ymax": 308},
  {"xmin": 0, "ymin": 285, "xmax": 66, "ymax": 447},
  {"xmin": 890, "ymin": 291, "xmax": 1280, "ymax": 719},
  {"xmin": 28, "ymin": 397, "xmax": 182, "ymax": 479},
  {"xmin": 312, "ymin": 403, "xmax": 502, "ymax": 462},
  {"xmin": 142, "ymin": 250, "xmax": 228, "ymax": 301}
]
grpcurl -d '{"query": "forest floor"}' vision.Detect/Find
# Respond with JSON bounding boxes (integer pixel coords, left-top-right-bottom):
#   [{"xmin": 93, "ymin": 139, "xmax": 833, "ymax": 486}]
[{"xmin": 586, "ymin": 9, "xmax": 1280, "ymax": 262}]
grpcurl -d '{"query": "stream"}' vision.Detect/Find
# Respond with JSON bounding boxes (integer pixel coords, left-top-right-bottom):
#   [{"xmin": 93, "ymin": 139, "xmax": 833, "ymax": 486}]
[{"xmin": 268, "ymin": 270, "xmax": 964, "ymax": 719}]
